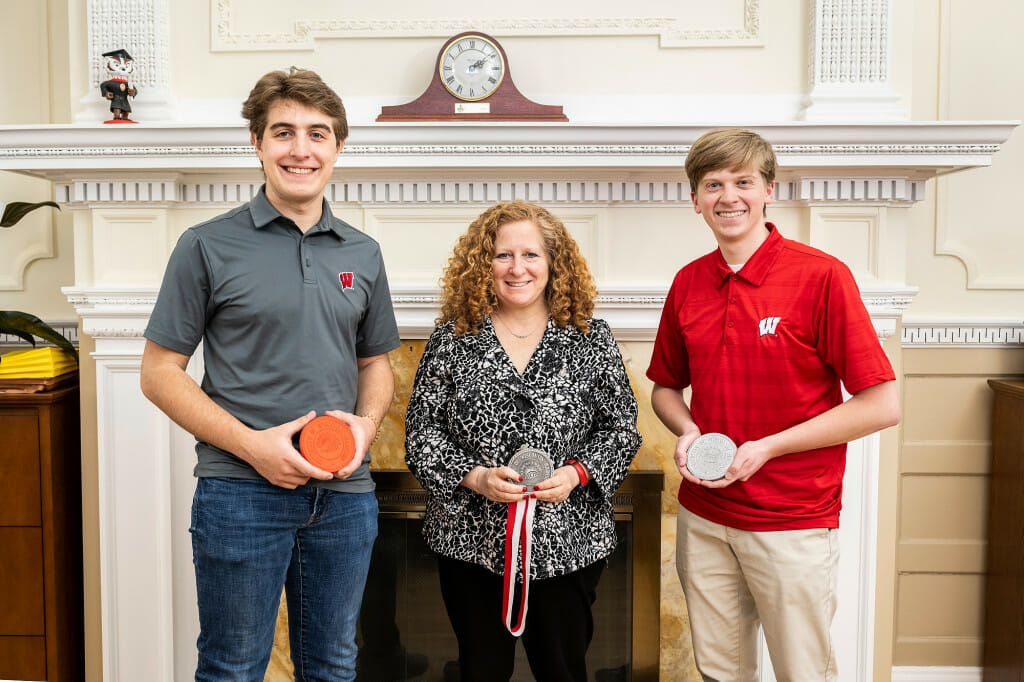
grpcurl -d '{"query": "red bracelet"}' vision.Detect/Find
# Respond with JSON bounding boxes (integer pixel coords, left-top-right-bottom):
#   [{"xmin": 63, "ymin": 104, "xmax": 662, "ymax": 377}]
[{"xmin": 567, "ymin": 459, "xmax": 589, "ymax": 487}]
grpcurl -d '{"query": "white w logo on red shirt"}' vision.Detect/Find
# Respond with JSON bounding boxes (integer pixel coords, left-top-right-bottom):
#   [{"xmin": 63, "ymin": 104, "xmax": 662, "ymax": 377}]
[{"xmin": 758, "ymin": 316, "xmax": 781, "ymax": 337}]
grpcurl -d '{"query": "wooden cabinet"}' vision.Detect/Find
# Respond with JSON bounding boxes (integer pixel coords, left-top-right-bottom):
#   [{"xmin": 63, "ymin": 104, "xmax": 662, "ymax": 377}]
[
  {"xmin": 0, "ymin": 385, "xmax": 83, "ymax": 681},
  {"xmin": 983, "ymin": 379, "xmax": 1024, "ymax": 682}
]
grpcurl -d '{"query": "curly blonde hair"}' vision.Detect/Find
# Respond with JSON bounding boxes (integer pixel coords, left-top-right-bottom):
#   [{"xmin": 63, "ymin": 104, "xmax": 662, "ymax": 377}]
[{"xmin": 439, "ymin": 200, "xmax": 597, "ymax": 336}]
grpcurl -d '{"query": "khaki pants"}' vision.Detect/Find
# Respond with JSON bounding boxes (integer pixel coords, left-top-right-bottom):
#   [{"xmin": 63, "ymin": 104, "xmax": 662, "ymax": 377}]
[{"xmin": 675, "ymin": 506, "xmax": 839, "ymax": 682}]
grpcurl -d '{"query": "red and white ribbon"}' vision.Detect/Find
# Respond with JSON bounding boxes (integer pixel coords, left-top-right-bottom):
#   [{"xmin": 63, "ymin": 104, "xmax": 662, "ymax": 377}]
[{"xmin": 502, "ymin": 496, "xmax": 537, "ymax": 637}]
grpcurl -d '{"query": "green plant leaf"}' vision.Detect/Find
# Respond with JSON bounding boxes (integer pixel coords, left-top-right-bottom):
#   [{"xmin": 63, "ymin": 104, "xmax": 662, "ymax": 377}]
[
  {"xmin": 1, "ymin": 201, "xmax": 60, "ymax": 227},
  {"xmin": 0, "ymin": 311, "xmax": 78, "ymax": 359}
]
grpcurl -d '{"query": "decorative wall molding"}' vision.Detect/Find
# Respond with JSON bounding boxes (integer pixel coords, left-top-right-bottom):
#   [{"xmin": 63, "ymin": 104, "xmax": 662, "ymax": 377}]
[
  {"xmin": 57, "ymin": 286, "xmax": 916, "ymax": 343},
  {"xmin": 64, "ymin": 290, "xmax": 157, "ymax": 309},
  {"xmin": 934, "ymin": 177, "xmax": 1024, "ymax": 290},
  {"xmin": 0, "ymin": 321, "xmax": 79, "ymax": 348},
  {"xmin": 812, "ymin": 0, "xmax": 892, "ymax": 86},
  {"xmin": 211, "ymin": 0, "xmax": 760, "ymax": 50},
  {"xmin": 799, "ymin": 177, "xmax": 925, "ymax": 203},
  {"xmin": 57, "ymin": 179, "xmax": 181, "ymax": 204},
  {"xmin": 0, "ymin": 219, "xmax": 54, "ymax": 290},
  {"xmin": 47, "ymin": 177, "xmax": 931, "ymax": 209},
  {"xmin": 861, "ymin": 287, "xmax": 917, "ymax": 339},
  {"xmin": 901, "ymin": 320, "xmax": 1024, "ymax": 347},
  {"xmin": 86, "ymin": 0, "xmax": 170, "ymax": 92},
  {"xmin": 0, "ymin": 142, "xmax": 1005, "ymax": 165},
  {"xmin": 1, "ymin": 123, "xmax": 1015, "ymax": 176},
  {"xmin": 62, "ymin": 287, "xmax": 157, "ymax": 355},
  {"xmin": 33, "ymin": 308, "xmax": 1013, "ymax": 353}
]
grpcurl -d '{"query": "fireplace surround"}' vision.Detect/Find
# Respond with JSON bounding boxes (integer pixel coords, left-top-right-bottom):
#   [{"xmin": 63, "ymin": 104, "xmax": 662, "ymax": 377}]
[{"xmin": 363, "ymin": 470, "xmax": 665, "ymax": 681}]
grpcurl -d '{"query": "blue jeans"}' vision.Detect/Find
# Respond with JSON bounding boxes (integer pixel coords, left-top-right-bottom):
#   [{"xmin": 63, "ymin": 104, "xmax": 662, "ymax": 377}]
[{"xmin": 190, "ymin": 477, "xmax": 378, "ymax": 681}]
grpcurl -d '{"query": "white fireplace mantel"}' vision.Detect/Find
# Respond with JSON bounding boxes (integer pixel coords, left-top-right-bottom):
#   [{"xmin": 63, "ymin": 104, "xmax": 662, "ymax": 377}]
[{"xmin": 0, "ymin": 120, "xmax": 1016, "ymax": 176}]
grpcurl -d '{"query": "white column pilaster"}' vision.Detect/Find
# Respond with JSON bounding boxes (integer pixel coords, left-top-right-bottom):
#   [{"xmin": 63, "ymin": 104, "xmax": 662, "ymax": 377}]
[
  {"xmin": 64, "ymin": 289, "xmax": 177, "ymax": 682},
  {"xmin": 800, "ymin": 0, "xmax": 906, "ymax": 121}
]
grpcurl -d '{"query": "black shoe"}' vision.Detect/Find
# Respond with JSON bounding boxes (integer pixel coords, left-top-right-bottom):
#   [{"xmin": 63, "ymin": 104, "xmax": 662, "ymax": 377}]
[
  {"xmin": 595, "ymin": 664, "xmax": 630, "ymax": 682},
  {"xmin": 356, "ymin": 647, "xmax": 428, "ymax": 681},
  {"xmin": 442, "ymin": 660, "xmax": 460, "ymax": 682}
]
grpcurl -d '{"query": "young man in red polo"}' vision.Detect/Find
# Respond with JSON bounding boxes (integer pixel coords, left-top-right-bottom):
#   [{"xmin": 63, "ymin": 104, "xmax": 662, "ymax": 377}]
[{"xmin": 647, "ymin": 128, "xmax": 901, "ymax": 681}]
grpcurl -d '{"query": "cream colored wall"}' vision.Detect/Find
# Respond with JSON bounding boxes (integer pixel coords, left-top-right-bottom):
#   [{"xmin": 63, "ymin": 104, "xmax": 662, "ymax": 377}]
[
  {"xmin": 0, "ymin": 3, "xmax": 94, "ymax": 677},
  {"xmin": 168, "ymin": 0, "xmax": 807, "ymax": 107},
  {"xmin": 907, "ymin": 0, "xmax": 1024, "ymax": 317},
  {"xmin": 0, "ymin": 0, "xmax": 76, "ymax": 321},
  {"xmin": 882, "ymin": 0, "xmax": 1024, "ymax": 670},
  {"xmin": 0, "ymin": 2, "xmax": 51, "ymax": 121},
  {"xmin": 894, "ymin": 348, "xmax": 1024, "ymax": 666}
]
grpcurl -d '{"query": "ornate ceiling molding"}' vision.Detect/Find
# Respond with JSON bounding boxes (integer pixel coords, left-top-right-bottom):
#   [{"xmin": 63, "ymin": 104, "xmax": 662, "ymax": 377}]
[{"xmin": 211, "ymin": 0, "xmax": 760, "ymax": 50}]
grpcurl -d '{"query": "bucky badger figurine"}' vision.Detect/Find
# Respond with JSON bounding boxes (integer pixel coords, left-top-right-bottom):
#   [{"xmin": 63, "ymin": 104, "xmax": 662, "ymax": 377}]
[{"xmin": 100, "ymin": 48, "xmax": 138, "ymax": 123}]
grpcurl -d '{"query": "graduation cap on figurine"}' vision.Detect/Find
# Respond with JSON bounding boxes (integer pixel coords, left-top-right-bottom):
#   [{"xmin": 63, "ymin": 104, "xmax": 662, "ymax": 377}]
[{"xmin": 102, "ymin": 48, "xmax": 133, "ymax": 62}]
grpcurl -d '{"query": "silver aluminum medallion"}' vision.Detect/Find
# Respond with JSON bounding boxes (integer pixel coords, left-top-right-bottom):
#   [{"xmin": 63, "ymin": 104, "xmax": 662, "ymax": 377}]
[
  {"xmin": 686, "ymin": 433, "xmax": 737, "ymax": 481},
  {"xmin": 508, "ymin": 445, "xmax": 554, "ymax": 491}
]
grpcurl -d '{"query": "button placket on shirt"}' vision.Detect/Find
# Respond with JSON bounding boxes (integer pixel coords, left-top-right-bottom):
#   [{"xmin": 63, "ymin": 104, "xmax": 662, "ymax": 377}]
[
  {"xmin": 299, "ymin": 229, "xmax": 323, "ymax": 285},
  {"xmin": 724, "ymin": 275, "xmax": 738, "ymax": 345}
]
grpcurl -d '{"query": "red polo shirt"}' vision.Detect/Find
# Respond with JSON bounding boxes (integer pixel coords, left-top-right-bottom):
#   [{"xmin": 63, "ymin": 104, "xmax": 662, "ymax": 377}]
[{"xmin": 647, "ymin": 224, "xmax": 894, "ymax": 531}]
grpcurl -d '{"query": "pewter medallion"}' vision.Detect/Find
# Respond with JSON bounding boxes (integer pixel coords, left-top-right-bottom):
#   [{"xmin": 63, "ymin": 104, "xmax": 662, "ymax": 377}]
[
  {"xmin": 508, "ymin": 445, "xmax": 554, "ymax": 491},
  {"xmin": 686, "ymin": 433, "xmax": 737, "ymax": 481}
]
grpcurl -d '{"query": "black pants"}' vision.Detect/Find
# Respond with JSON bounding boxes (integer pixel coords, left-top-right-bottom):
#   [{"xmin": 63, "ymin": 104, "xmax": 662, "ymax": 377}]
[{"xmin": 437, "ymin": 555, "xmax": 604, "ymax": 682}]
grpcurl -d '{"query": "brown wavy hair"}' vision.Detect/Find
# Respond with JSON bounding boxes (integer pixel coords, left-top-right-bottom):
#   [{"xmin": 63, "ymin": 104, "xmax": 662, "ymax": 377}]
[
  {"xmin": 439, "ymin": 200, "xmax": 597, "ymax": 336},
  {"xmin": 241, "ymin": 67, "xmax": 349, "ymax": 143}
]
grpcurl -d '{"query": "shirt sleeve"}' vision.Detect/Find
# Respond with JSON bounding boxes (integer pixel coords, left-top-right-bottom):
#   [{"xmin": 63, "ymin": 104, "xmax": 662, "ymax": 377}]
[
  {"xmin": 646, "ymin": 269, "xmax": 691, "ymax": 389},
  {"xmin": 817, "ymin": 260, "xmax": 896, "ymax": 394},
  {"xmin": 404, "ymin": 325, "xmax": 482, "ymax": 500},
  {"xmin": 144, "ymin": 229, "xmax": 211, "ymax": 357},
  {"xmin": 574, "ymin": 320, "xmax": 642, "ymax": 499},
  {"xmin": 355, "ymin": 248, "xmax": 401, "ymax": 358}
]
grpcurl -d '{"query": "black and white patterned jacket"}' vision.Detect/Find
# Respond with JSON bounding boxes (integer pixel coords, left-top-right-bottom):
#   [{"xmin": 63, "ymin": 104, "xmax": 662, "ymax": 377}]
[{"xmin": 405, "ymin": 316, "xmax": 641, "ymax": 580}]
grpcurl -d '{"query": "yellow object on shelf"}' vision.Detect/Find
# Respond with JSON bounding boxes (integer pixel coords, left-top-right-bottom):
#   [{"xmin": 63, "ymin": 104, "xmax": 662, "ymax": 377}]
[{"xmin": 0, "ymin": 346, "xmax": 78, "ymax": 378}]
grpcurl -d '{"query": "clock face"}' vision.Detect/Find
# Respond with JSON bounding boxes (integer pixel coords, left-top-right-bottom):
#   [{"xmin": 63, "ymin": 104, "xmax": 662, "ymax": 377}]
[{"xmin": 438, "ymin": 34, "xmax": 506, "ymax": 101}]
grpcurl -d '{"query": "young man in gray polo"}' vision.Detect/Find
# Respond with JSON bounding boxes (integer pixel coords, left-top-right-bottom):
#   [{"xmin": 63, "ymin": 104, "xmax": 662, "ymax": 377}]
[{"xmin": 140, "ymin": 68, "xmax": 400, "ymax": 681}]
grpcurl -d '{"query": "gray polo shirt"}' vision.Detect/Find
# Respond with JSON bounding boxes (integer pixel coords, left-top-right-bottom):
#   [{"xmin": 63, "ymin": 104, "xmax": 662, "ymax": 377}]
[{"xmin": 145, "ymin": 187, "xmax": 400, "ymax": 492}]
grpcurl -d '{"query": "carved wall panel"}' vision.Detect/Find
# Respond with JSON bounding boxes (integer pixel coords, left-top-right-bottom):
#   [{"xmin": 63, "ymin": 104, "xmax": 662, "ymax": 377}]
[{"xmin": 211, "ymin": 0, "xmax": 761, "ymax": 50}]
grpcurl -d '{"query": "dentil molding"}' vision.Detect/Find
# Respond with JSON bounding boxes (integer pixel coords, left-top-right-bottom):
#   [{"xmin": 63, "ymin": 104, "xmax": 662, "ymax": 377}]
[{"xmin": 46, "ymin": 177, "xmax": 928, "ymax": 208}]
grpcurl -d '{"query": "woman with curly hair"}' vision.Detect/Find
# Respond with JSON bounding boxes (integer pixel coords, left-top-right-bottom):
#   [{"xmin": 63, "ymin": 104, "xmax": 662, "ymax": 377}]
[{"xmin": 405, "ymin": 200, "xmax": 641, "ymax": 681}]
